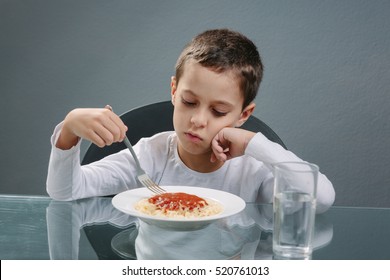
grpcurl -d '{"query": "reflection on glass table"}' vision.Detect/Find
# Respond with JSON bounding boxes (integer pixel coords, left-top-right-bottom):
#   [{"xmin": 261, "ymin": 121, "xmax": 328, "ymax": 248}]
[
  {"xmin": 45, "ymin": 198, "xmax": 332, "ymax": 260},
  {"xmin": 1, "ymin": 195, "xmax": 389, "ymax": 260}
]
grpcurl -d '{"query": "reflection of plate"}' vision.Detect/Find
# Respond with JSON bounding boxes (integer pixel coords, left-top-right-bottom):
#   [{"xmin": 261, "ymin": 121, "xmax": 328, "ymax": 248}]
[
  {"xmin": 112, "ymin": 186, "xmax": 246, "ymax": 231},
  {"xmin": 111, "ymin": 225, "xmax": 138, "ymax": 260}
]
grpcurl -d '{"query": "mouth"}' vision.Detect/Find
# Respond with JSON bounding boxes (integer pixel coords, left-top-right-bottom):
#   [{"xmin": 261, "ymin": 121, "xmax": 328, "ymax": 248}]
[{"xmin": 184, "ymin": 132, "xmax": 203, "ymax": 142}]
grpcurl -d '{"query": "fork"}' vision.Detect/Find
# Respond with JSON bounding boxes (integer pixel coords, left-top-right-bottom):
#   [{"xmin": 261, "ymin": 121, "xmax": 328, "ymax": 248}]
[
  {"xmin": 122, "ymin": 133, "xmax": 166, "ymax": 195},
  {"xmin": 105, "ymin": 105, "xmax": 166, "ymax": 194}
]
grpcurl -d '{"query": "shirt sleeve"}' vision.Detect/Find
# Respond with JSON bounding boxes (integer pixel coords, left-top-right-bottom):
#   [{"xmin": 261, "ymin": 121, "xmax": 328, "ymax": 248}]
[
  {"xmin": 245, "ymin": 133, "xmax": 335, "ymax": 213},
  {"xmin": 46, "ymin": 122, "xmax": 81, "ymax": 200},
  {"xmin": 46, "ymin": 122, "xmax": 137, "ymax": 200}
]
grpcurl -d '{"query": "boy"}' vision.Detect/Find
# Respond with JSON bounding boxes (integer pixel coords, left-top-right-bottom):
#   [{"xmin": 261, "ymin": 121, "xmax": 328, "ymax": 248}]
[{"xmin": 47, "ymin": 29, "xmax": 335, "ymax": 213}]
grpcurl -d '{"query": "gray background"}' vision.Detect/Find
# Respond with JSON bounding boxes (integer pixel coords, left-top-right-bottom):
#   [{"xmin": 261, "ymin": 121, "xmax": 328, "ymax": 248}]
[{"xmin": 1, "ymin": 0, "xmax": 389, "ymax": 207}]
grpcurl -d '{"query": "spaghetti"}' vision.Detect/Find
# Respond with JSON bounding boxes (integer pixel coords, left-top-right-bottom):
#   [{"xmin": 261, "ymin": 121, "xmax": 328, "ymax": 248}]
[{"xmin": 135, "ymin": 192, "xmax": 223, "ymax": 218}]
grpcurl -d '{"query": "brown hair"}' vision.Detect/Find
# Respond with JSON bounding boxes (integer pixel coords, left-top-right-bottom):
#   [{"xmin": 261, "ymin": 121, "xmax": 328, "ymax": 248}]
[{"xmin": 175, "ymin": 29, "xmax": 263, "ymax": 109}]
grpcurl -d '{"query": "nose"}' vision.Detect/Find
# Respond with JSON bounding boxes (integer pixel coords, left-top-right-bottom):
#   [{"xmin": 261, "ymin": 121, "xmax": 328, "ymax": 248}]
[{"xmin": 190, "ymin": 108, "xmax": 207, "ymax": 128}]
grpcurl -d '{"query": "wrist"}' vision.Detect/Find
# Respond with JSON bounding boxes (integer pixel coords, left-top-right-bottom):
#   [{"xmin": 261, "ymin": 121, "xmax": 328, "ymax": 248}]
[
  {"xmin": 55, "ymin": 126, "xmax": 79, "ymax": 150},
  {"xmin": 243, "ymin": 130, "xmax": 256, "ymax": 149}
]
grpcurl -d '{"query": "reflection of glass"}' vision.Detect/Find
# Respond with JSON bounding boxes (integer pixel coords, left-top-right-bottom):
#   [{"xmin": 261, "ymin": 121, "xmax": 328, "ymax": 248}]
[{"xmin": 248, "ymin": 204, "xmax": 333, "ymax": 260}]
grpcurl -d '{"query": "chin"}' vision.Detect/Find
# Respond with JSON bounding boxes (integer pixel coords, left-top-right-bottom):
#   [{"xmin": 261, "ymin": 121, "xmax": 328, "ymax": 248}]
[{"xmin": 179, "ymin": 141, "xmax": 210, "ymax": 156}]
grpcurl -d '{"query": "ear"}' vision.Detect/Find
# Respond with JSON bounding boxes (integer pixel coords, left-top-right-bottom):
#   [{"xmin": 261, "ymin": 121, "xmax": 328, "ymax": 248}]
[
  {"xmin": 170, "ymin": 76, "xmax": 177, "ymax": 105},
  {"xmin": 235, "ymin": 102, "xmax": 256, "ymax": 127}
]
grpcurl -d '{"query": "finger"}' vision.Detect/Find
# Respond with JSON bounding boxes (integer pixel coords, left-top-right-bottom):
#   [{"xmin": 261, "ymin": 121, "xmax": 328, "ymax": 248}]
[
  {"xmin": 108, "ymin": 113, "xmax": 128, "ymax": 140},
  {"xmin": 211, "ymin": 146, "xmax": 228, "ymax": 162},
  {"xmin": 210, "ymin": 153, "xmax": 217, "ymax": 163},
  {"xmin": 85, "ymin": 129, "xmax": 108, "ymax": 148},
  {"xmin": 91, "ymin": 124, "xmax": 116, "ymax": 146},
  {"xmin": 104, "ymin": 105, "xmax": 127, "ymax": 140},
  {"xmin": 92, "ymin": 112, "xmax": 127, "ymax": 145},
  {"xmin": 211, "ymin": 138, "xmax": 221, "ymax": 153},
  {"xmin": 100, "ymin": 117, "xmax": 123, "ymax": 143},
  {"xmin": 217, "ymin": 152, "xmax": 228, "ymax": 162}
]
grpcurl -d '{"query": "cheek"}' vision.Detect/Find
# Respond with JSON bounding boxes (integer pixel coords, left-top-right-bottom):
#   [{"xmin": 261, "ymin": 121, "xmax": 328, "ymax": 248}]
[
  {"xmin": 172, "ymin": 110, "xmax": 180, "ymax": 128},
  {"xmin": 217, "ymin": 112, "xmax": 242, "ymax": 127},
  {"xmin": 172, "ymin": 106, "xmax": 188, "ymax": 127},
  {"xmin": 208, "ymin": 118, "xmax": 236, "ymax": 135}
]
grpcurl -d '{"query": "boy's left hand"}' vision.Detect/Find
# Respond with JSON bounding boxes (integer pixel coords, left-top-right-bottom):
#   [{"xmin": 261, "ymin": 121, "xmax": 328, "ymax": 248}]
[{"xmin": 211, "ymin": 127, "xmax": 256, "ymax": 162}]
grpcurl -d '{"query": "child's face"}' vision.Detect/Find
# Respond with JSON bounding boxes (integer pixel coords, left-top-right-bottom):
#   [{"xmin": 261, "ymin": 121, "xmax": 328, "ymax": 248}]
[{"xmin": 171, "ymin": 60, "xmax": 254, "ymax": 161}]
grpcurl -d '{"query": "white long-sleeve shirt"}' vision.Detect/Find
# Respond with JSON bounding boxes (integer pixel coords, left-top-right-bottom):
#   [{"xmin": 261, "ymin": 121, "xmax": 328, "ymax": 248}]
[{"xmin": 47, "ymin": 123, "xmax": 335, "ymax": 213}]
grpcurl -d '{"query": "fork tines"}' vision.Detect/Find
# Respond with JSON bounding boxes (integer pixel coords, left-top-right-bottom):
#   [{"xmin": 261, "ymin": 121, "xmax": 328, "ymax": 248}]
[{"xmin": 138, "ymin": 174, "xmax": 166, "ymax": 194}]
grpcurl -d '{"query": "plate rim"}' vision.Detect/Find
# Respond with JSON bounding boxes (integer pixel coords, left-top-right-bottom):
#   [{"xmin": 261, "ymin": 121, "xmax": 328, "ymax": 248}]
[{"xmin": 112, "ymin": 186, "xmax": 246, "ymax": 223}]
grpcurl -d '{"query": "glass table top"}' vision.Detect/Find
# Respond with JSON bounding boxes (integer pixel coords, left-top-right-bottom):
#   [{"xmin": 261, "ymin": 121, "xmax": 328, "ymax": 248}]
[{"xmin": 0, "ymin": 195, "xmax": 389, "ymax": 260}]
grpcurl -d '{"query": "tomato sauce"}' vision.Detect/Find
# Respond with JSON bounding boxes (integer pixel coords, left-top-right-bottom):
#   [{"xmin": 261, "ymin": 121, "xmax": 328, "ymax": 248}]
[{"xmin": 148, "ymin": 192, "xmax": 208, "ymax": 212}]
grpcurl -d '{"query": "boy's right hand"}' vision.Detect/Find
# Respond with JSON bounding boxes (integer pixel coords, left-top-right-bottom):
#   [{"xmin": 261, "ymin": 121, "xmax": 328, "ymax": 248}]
[{"xmin": 55, "ymin": 108, "xmax": 128, "ymax": 150}]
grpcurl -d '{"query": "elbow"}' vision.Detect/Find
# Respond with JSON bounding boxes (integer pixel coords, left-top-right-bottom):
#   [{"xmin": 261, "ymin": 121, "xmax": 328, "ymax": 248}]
[
  {"xmin": 46, "ymin": 184, "xmax": 73, "ymax": 201},
  {"xmin": 46, "ymin": 170, "xmax": 74, "ymax": 201},
  {"xmin": 315, "ymin": 175, "xmax": 336, "ymax": 214},
  {"xmin": 316, "ymin": 192, "xmax": 335, "ymax": 213}
]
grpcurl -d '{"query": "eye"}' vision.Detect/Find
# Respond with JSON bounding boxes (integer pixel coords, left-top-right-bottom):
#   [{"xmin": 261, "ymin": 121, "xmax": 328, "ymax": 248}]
[
  {"xmin": 181, "ymin": 98, "xmax": 196, "ymax": 107},
  {"xmin": 212, "ymin": 109, "xmax": 228, "ymax": 117}
]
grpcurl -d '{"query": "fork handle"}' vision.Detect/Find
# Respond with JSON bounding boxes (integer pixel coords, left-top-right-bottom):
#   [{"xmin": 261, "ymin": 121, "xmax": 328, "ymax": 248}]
[
  {"xmin": 105, "ymin": 105, "xmax": 144, "ymax": 173},
  {"xmin": 123, "ymin": 136, "xmax": 143, "ymax": 173}
]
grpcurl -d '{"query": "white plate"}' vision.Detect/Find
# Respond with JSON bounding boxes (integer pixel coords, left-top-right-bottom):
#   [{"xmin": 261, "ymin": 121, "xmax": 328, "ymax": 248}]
[{"xmin": 112, "ymin": 186, "xmax": 246, "ymax": 231}]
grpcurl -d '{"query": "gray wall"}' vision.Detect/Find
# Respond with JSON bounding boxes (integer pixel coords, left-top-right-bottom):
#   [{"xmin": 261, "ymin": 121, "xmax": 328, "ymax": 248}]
[{"xmin": 1, "ymin": 0, "xmax": 389, "ymax": 207}]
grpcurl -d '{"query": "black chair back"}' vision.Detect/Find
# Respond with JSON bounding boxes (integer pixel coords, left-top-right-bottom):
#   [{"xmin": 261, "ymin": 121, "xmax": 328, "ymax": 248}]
[{"xmin": 82, "ymin": 101, "xmax": 286, "ymax": 165}]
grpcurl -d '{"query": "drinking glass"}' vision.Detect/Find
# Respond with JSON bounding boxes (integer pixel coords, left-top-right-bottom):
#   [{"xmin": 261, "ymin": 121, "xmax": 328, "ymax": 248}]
[{"xmin": 272, "ymin": 162, "xmax": 318, "ymax": 259}]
